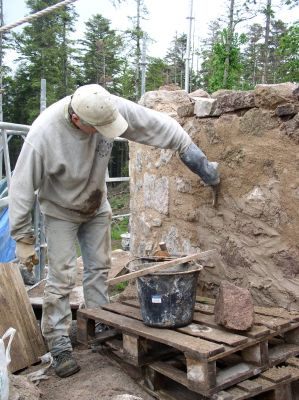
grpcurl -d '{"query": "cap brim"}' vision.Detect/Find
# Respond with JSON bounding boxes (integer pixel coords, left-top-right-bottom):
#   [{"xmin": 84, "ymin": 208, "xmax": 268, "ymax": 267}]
[{"xmin": 94, "ymin": 113, "xmax": 128, "ymax": 139}]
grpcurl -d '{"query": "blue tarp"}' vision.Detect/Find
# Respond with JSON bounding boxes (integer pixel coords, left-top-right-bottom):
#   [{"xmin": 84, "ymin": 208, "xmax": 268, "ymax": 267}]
[{"xmin": 0, "ymin": 207, "xmax": 16, "ymax": 262}]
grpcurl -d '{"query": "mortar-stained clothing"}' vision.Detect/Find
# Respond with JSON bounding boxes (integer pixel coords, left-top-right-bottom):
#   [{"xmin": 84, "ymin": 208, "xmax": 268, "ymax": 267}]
[
  {"xmin": 9, "ymin": 96, "xmax": 192, "ymax": 240},
  {"xmin": 9, "ymin": 94, "xmax": 193, "ymax": 355},
  {"xmin": 42, "ymin": 202, "xmax": 111, "ymax": 355}
]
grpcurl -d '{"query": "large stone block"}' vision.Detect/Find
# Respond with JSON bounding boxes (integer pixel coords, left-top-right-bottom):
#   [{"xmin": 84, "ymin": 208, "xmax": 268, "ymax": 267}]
[
  {"xmin": 214, "ymin": 281, "xmax": 254, "ymax": 331},
  {"xmin": 139, "ymin": 89, "xmax": 191, "ymax": 114},
  {"xmin": 194, "ymin": 98, "xmax": 217, "ymax": 117},
  {"xmin": 212, "ymin": 90, "xmax": 255, "ymax": 114},
  {"xmin": 254, "ymin": 83, "xmax": 299, "ymax": 109}
]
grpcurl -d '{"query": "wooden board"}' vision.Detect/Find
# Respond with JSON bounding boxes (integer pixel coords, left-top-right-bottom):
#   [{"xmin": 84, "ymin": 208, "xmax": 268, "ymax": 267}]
[
  {"xmin": 77, "ymin": 307, "xmax": 225, "ymax": 359},
  {"xmin": 103, "ymin": 302, "xmax": 249, "ymax": 347},
  {"xmin": 106, "ymin": 251, "xmax": 216, "ymax": 285},
  {"xmin": 0, "ymin": 263, "xmax": 47, "ymax": 372}
]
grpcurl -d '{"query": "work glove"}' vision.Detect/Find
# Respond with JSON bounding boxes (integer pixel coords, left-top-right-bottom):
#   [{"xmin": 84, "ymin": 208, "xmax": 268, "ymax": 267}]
[
  {"xmin": 180, "ymin": 143, "xmax": 220, "ymax": 185},
  {"xmin": 180, "ymin": 143, "xmax": 220, "ymax": 207},
  {"xmin": 16, "ymin": 237, "xmax": 39, "ymax": 272}
]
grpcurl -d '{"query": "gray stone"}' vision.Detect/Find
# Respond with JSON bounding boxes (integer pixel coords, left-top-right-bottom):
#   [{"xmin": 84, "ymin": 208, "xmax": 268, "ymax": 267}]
[
  {"xmin": 189, "ymin": 88, "xmax": 210, "ymax": 98},
  {"xmin": 211, "ymin": 89, "xmax": 233, "ymax": 98},
  {"xmin": 275, "ymin": 103, "xmax": 298, "ymax": 117},
  {"xmin": 194, "ymin": 98, "xmax": 217, "ymax": 117},
  {"xmin": 176, "ymin": 177, "xmax": 192, "ymax": 193},
  {"xmin": 212, "ymin": 90, "xmax": 255, "ymax": 114},
  {"xmin": 139, "ymin": 90, "xmax": 191, "ymax": 114},
  {"xmin": 177, "ymin": 103, "xmax": 195, "ymax": 117},
  {"xmin": 240, "ymin": 108, "xmax": 280, "ymax": 136},
  {"xmin": 214, "ymin": 281, "xmax": 254, "ymax": 331},
  {"xmin": 143, "ymin": 173, "xmax": 169, "ymax": 215},
  {"xmin": 254, "ymin": 83, "xmax": 299, "ymax": 109},
  {"xmin": 281, "ymin": 113, "xmax": 299, "ymax": 144},
  {"xmin": 155, "ymin": 149, "xmax": 174, "ymax": 168}
]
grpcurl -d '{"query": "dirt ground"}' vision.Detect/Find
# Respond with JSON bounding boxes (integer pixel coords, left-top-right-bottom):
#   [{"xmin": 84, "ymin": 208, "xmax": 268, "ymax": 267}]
[{"xmin": 37, "ymin": 338, "xmax": 154, "ymax": 400}]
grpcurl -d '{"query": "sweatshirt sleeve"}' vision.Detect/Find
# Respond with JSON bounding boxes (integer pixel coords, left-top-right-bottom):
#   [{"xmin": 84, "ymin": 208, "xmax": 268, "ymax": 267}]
[
  {"xmin": 9, "ymin": 141, "xmax": 44, "ymax": 241},
  {"xmin": 115, "ymin": 96, "xmax": 192, "ymax": 153}
]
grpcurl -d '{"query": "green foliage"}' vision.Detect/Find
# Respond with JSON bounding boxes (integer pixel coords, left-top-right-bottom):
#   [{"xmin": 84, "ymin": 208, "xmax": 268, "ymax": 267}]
[
  {"xmin": 111, "ymin": 217, "xmax": 129, "ymax": 241},
  {"xmin": 78, "ymin": 14, "xmax": 124, "ymax": 92},
  {"xmin": 276, "ymin": 23, "xmax": 299, "ymax": 82},
  {"xmin": 146, "ymin": 57, "xmax": 168, "ymax": 91},
  {"xmin": 165, "ymin": 33, "xmax": 187, "ymax": 87},
  {"xmin": 205, "ymin": 29, "xmax": 245, "ymax": 92},
  {"xmin": 9, "ymin": 0, "xmax": 78, "ymax": 123}
]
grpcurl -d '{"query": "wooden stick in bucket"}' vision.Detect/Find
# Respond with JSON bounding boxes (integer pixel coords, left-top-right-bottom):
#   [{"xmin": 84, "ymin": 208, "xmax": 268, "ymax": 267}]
[{"xmin": 106, "ymin": 249, "xmax": 216, "ymax": 285}]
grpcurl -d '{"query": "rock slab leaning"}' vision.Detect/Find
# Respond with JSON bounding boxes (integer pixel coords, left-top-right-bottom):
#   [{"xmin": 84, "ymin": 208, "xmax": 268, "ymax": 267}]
[{"xmin": 214, "ymin": 281, "xmax": 254, "ymax": 331}]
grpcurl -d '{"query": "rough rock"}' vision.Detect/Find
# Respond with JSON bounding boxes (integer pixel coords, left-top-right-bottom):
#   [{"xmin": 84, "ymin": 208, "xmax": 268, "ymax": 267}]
[
  {"xmin": 214, "ymin": 281, "xmax": 254, "ymax": 331},
  {"xmin": 189, "ymin": 88, "xmax": 210, "ymax": 98},
  {"xmin": 159, "ymin": 83, "xmax": 181, "ymax": 91},
  {"xmin": 177, "ymin": 102, "xmax": 195, "ymax": 117},
  {"xmin": 194, "ymin": 98, "xmax": 217, "ymax": 117},
  {"xmin": 9, "ymin": 374, "xmax": 41, "ymax": 400},
  {"xmin": 143, "ymin": 173, "xmax": 169, "ymax": 215},
  {"xmin": 139, "ymin": 89, "xmax": 191, "ymax": 116},
  {"xmin": 239, "ymin": 108, "xmax": 280, "ymax": 136},
  {"xmin": 129, "ymin": 85, "xmax": 299, "ymax": 311},
  {"xmin": 212, "ymin": 90, "xmax": 255, "ymax": 114},
  {"xmin": 275, "ymin": 103, "xmax": 298, "ymax": 117},
  {"xmin": 211, "ymin": 89, "xmax": 233, "ymax": 98},
  {"xmin": 254, "ymin": 83, "xmax": 299, "ymax": 109},
  {"xmin": 280, "ymin": 113, "xmax": 299, "ymax": 144}
]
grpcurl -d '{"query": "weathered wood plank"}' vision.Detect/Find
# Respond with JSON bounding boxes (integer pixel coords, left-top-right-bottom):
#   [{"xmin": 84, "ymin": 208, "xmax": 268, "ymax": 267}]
[
  {"xmin": 104, "ymin": 302, "xmax": 249, "ymax": 347},
  {"xmin": 254, "ymin": 314, "xmax": 291, "ymax": 330},
  {"xmin": 269, "ymin": 343, "xmax": 299, "ymax": 366},
  {"xmin": 106, "ymin": 251, "xmax": 215, "ymax": 285},
  {"xmin": 236, "ymin": 379, "xmax": 263, "ymax": 393},
  {"xmin": 0, "ymin": 263, "xmax": 47, "ymax": 372},
  {"xmin": 261, "ymin": 366, "xmax": 292, "ymax": 383},
  {"xmin": 77, "ymin": 308, "xmax": 225, "ymax": 359},
  {"xmin": 178, "ymin": 323, "xmax": 248, "ymax": 347},
  {"xmin": 286, "ymin": 356, "xmax": 299, "ymax": 368},
  {"xmin": 254, "ymin": 306, "xmax": 299, "ymax": 321}
]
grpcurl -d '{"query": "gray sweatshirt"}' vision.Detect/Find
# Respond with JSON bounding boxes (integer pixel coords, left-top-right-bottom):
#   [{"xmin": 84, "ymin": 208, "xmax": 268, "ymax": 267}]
[{"xmin": 9, "ymin": 95, "xmax": 192, "ymax": 241}]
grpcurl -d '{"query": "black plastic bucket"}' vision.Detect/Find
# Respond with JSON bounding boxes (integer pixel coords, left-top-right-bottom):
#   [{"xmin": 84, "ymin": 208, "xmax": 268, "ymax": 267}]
[{"xmin": 126, "ymin": 257, "xmax": 202, "ymax": 328}]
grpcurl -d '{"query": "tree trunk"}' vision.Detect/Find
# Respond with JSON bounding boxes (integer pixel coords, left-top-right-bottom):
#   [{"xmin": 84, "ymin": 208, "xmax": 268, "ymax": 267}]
[
  {"xmin": 223, "ymin": 0, "xmax": 235, "ymax": 88},
  {"xmin": 261, "ymin": 0, "xmax": 271, "ymax": 83}
]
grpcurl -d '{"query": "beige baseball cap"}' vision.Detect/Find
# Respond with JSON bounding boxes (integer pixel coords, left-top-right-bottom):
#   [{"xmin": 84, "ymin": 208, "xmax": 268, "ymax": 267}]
[{"xmin": 71, "ymin": 84, "xmax": 128, "ymax": 138}]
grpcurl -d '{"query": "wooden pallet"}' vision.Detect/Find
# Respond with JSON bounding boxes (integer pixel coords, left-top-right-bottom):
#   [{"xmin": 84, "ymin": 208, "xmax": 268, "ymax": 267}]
[
  {"xmin": 77, "ymin": 298, "xmax": 299, "ymax": 397},
  {"xmin": 141, "ymin": 357, "xmax": 299, "ymax": 400}
]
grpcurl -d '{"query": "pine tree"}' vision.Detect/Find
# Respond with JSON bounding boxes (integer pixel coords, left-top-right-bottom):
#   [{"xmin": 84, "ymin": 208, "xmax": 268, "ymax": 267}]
[
  {"xmin": 78, "ymin": 14, "xmax": 124, "ymax": 93},
  {"xmin": 11, "ymin": 0, "xmax": 77, "ymax": 123},
  {"xmin": 242, "ymin": 23, "xmax": 264, "ymax": 87},
  {"xmin": 145, "ymin": 57, "xmax": 168, "ymax": 91},
  {"xmin": 165, "ymin": 33, "xmax": 187, "ymax": 88}
]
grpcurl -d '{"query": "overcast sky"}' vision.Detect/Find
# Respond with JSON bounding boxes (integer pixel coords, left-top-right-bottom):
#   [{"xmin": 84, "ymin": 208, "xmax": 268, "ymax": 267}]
[{"xmin": 3, "ymin": 0, "xmax": 297, "ymax": 66}]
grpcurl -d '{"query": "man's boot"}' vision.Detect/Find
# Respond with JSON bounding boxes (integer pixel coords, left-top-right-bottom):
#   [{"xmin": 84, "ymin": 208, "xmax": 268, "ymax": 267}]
[{"xmin": 53, "ymin": 351, "xmax": 80, "ymax": 378}]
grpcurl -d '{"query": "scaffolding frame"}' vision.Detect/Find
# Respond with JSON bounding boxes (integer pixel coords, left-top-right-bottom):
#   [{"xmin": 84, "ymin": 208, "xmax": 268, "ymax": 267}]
[{"xmin": 0, "ymin": 122, "xmax": 130, "ymax": 281}]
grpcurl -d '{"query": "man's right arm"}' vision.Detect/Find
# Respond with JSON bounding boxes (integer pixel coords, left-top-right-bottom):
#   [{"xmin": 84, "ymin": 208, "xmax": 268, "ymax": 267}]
[{"xmin": 9, "ymin": 142, "xmax": 44, "ymax": 241}]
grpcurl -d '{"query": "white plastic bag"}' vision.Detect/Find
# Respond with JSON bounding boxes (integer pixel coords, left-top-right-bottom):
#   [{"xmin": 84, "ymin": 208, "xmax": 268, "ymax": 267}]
[{"xmin": 0, "ymin": 328, "xmax": 16, "ymax": 400}]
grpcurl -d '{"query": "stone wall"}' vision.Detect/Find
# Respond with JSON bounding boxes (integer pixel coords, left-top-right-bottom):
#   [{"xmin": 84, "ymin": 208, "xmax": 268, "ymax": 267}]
[{"xmin": 129, "ymin": 83, "xmax": 299, "ymax": 311}]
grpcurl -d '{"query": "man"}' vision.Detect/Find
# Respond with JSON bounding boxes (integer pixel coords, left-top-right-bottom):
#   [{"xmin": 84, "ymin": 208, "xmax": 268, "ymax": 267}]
[{"xmin": 9, "ymin": 84, "xmax": 219, "ymax": 378}]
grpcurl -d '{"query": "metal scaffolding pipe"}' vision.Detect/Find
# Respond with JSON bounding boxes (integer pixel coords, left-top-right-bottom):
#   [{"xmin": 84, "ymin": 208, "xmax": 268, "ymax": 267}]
[{"xmin": 184, "ymin": 0, "xmax": 194, "ymax": 93}]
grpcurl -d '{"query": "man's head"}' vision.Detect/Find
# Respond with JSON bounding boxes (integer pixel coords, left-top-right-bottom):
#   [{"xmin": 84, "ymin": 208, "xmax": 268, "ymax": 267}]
[{"xmin": 69, "ymin": 84, "xmax": 128, "ymax": 138}]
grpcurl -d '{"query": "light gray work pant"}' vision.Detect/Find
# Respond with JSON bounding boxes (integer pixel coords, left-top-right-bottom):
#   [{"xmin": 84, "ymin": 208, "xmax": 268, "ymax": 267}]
[{"xmin": 41, "ymin": 202, "xmax": 112, "ymax": 356}]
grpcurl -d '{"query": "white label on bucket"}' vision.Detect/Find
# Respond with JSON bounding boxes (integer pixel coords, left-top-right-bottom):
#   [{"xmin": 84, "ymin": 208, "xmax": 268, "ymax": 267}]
[{"xmin": 152, "ymin": 295, "xmax": 162, "ymax": 304}]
